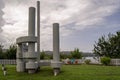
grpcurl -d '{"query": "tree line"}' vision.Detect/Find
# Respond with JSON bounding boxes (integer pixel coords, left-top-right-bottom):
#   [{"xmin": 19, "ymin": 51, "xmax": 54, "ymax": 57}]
[
  {"xmin": 0, "ymin": 44, "xmax": 82, "ymax": 60},
  {"xmin": 0, "ymin": 44, "xmax": 16, "ymax": 59},
  {"xmin": 1, "ymin": 31, "xmax": 120, "ymax": 60}
]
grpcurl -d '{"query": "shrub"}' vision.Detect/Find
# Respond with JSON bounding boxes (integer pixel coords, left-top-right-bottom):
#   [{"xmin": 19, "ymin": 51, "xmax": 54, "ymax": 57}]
[
  {"xmin": 101, "ymin": 57, "xmax": 111, "ymax": 65},
  {"xmin": 84, "ymin": 59, "xmax": 91, "ymax": 64},
  {"xmin": 70, "ymin": 48, "xmax": 82, "ymax": 59},
  {"xmin": 40, "ymin": 50, "xmax": 45, "ymax": 60},
  {"xmin": 60, "ymin": 53, "xmax": 69, "ymax": 59}
]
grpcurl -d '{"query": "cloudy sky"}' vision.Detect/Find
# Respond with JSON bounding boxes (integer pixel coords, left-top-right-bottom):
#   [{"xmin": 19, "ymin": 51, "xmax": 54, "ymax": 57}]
[{"xmin": 0, "ymin": 0, "xmax": 120, "ymax": 52}]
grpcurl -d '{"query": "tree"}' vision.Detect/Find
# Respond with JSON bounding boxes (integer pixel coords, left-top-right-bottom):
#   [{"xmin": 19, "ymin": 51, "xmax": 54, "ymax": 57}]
[
  {"xmin": 100, "ymin": 57, "xmax": 111, "ymax": 65},
  {"xmin": 60, "ymin": 53, "xmax": 70, "ymax": 59},
  {"xmin": 6, "ymin": 45, "xmax": 17, "ymax": 59},
  {"xmin": 40, "ymin": 50, "xmax": 45, "ymax": 60},
  {"xmin": 0, "ymin": 43, "xmax": 4, "ymax": 59},
  {"xmin": 93, "ymin": 31, "xmax": 120, "ymax": 58},
  {"xmin": 70, "ymin": 48, "xmax": 82, "ymax": 59}
]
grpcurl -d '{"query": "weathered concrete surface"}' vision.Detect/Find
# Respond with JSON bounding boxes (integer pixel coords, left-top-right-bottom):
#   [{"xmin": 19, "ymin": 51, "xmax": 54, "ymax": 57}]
[{"xmin": 51, "ymin": 23, "xmax": 62, "ymax": 76}]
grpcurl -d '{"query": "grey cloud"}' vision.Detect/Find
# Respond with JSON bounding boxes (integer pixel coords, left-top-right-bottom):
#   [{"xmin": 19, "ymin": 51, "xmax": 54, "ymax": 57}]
[
  {"xmin": 1, "ymin": 0, "xmax": 120, "ymax": 51},
  {"xmin": 0, "ymin": 0, "xmax": 5, "ymax": 32}
]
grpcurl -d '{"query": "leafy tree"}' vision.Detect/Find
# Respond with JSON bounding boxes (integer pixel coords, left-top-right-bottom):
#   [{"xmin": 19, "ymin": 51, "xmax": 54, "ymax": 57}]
[
  {"xmin": 40, "ymin": 50, "xmax": 45, "ymax": 60},
  {"xmin": 70, "ymin": 48, "xmax": 82, "ymax": 59},
  {"xmin": 6, "ymin": 45, "xmax": 17, "ymax": 59},
  {"xmin": 93, "ymin": 31, "xmax": 120, "ymax": 58},
  {"xmin": 60, "ymin": 53, "xmax": 70, "ymax": 59},
  {"xmin": 0, "ymin": 43, "xmax": 4, "ymax": 59}
]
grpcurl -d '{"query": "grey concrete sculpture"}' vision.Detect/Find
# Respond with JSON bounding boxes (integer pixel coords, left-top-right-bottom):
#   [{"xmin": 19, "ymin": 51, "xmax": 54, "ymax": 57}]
[
  {"xmin": 16, "ymin": 1, "xmax": 62, "ymax": 75},
  {"xmin": 51, "ymin": 23, "xmax": 62, "ymax": 76}
]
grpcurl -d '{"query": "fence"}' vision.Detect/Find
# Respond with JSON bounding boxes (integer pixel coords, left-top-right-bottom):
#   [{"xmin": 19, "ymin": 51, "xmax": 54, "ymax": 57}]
[
  {"xmin": 0, "ymin": 59, "xmax": 51, "ymax": 66},
  {"xmin": 0, "ymin": 59, "xmax": 120, "ymax": 66},
  {"xmin": 0, "ymin": 59, "xmax": 16, "ymax": 65},
  {"xmin": 110, "ymin": 59, "xmax": 120, "ymax": 66}
]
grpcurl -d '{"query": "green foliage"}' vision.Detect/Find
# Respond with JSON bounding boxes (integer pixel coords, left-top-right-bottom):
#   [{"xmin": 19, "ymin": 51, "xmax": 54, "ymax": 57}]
[
  {"xmin": 60, "ymin": 53, "xmax": 70, "ymax": 59},
  {"xmin": 0, "ymin": 43, "xmax": 4, "ymax": 59},
  {"xmin": 70, "ymin": 48, "xmax": 82, "ymax": 59},
  {"xmin": 84, "ymin": 59, "xmax": 91, "ymax": 64},
  {"xmin": 40, "ymin": 50, "xmax": 53, "ymax": 60},
  {"xmin": 94, "ymin": 31, "xmax": 120, "ymax": 58},
  {"xmin": 0, "ymin": 44, "xmax": 16, "ymax": 59},
  {"xmin": 6, "ymin": 45, "xmax": 17, "ymax": 59},
  {"xmin": 40, "ymin": 50, "xmax": 45, "ymax": 60},
  {"xmin": 101, "ymin": 57, "xmax": 111, "ymax": 65},
  {"xmin": 44, "ymin": 54, "xmax": 53, "ymax": 60}
]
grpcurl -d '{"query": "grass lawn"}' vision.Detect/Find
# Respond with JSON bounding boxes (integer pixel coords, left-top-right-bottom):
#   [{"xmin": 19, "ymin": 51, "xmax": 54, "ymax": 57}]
[{"xmin": 0, "ymin": 64, "xmax": 120, "ymax": 80}]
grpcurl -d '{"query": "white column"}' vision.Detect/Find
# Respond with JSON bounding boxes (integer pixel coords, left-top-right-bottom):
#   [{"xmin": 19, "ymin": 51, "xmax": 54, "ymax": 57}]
[
  {"xmin": 26, "ymin": 7, "xmax": 36, "ymax": 74},
  {"xmin": 37, "ymin": 1, "xmax": 40, "ymax": 66},
  {"xmin": 16, "ymin": 44, "xmax": 25, "ymax": 72},
  {"xmin": 51, "ymin": 23, "xmax": 62, "ymax": 76},
  {"xmin": 28, "ymin": 7, "xmax": 35, "ymax": 36},
  {"xmin": 53, "ymin": 23, "xmax": 60, "ymax": 61}
]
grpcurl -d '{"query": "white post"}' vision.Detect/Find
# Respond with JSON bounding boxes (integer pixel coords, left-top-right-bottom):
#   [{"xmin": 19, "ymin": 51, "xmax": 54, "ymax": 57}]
[
  {"xmin": 53, "ymin": 23, "xmax": 60, "ymax": 62},
  {"xmin": 16, "ymin": 44, "xmax": 25, "ymax": 72},
  {"xmin": 26, "ymin": 7, "xmax": 36, "ymax": 73},
  {"xmin": 51, "ymin": 23, "xmax": 62, "ymax": 76},
  {"xmin": 37, "ymin": 1, "xmax": 40, "ymax": 66}
]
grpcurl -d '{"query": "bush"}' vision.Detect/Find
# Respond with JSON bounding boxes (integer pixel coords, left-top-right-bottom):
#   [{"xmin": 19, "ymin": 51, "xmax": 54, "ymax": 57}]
[
  {"xmin": 40, "ymin": 51, "xmax": 45, "ymax": 60},
  {"xmin": 70, "ymin": 48, "xmax": 82, "ymax": 59},
  {"xmin": 101, "ymin": 57, "xmax": 111, "ymax": 65},
  {"xmin": 84, "ymin": 59, "xmax": 91, "ymax": 64}
]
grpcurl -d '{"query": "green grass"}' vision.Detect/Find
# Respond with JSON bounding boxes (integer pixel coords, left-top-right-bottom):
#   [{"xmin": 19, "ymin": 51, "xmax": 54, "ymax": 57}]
[{"xmin": 0, "ymin": 65, "xmax": 120, "ymax": 80}]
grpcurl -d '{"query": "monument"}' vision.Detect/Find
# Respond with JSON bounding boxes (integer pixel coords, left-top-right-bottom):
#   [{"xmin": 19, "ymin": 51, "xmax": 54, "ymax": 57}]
[{"xmin": 16, "ymin": 1, "xmax": 62, "ymax": 75}]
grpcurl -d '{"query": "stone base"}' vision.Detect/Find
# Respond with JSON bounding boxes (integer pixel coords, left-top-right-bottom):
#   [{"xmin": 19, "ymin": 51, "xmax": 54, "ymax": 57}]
[
  {"xmin": 53, "ymin": 68, "xmax": 60, "ymax": 76},
  {"xmin": 16, "ymin": 62, "xmax": 25, "ymax": 72},
  {"xmin": 26, "ymin": 62, "xmax": 38, "ymax": 73},
  {"xmin": 51, "ymin": 61, "xmax": 63, "ymax": 76},
  {"xmin": 51, "ymin": 61, "xmax": 63, "ymax": 68},
  {"xmin": 28, "ymin": 69, "xmax": 36, "ymax": 74}
]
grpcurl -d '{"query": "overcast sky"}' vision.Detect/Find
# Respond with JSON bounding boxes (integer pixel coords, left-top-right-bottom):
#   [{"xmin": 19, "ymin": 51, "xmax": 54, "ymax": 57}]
[{"xmin": 0, "ymin": 0, "xmax": 120, "ymax": 52}]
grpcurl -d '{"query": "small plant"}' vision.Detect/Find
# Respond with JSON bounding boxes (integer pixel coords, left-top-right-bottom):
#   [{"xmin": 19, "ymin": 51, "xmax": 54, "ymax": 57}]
[
  {"xmin": 70, "ymin": 48, "xmax": 82, "ymax": 59},
  {"xmin": 84, "ymin": 59, "xmax": 91, "ymax": 64},
  {"xmin": 101, "ymin": 57, "xmax": 111, "ymax": 65},
  {"xmin": 40, "ymin": 50, "xmax": 45, "ymax": 60}
]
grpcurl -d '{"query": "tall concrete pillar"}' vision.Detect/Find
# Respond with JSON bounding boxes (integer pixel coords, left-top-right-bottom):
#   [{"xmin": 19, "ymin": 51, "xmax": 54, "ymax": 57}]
[
  {"xmin": 16, "ymin": 44, "xmax": 25, "ymax": 72},
  {"xmin": 26, "ymin": 7, "xmax": 37, "ymax": 74},
  {"xmin": 28, "ymin": 7, "xmax": 35, "ymax": 36},
  {"xmin": 51, "ymin": 23, "xmax": 62, "ymax": 76},
  {"xmin": 53, "ymin": 23, "xmax": 60, "ymax": 61},
  {"xmin": 37, "ymin": 1, "xmax": 40, "ymax": 66}
]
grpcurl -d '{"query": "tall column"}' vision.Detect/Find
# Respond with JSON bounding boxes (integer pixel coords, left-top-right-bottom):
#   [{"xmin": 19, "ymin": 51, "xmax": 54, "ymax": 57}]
[
  {"xmin": 53, "ymin": 23, "xmax": 60, "ymax": 61},
  {"xmin": 28, "ymin": 7, "xmax": 35, "ymax": 36},
  {"xmin": 51, "ymin": 23, "xmax": 62, "ymax": 76},
  {"xmin": 16, "ymin": 44, "xmax": 25, "ymax": 72},
  {"xmin": 26, "ymin": 7, "xmax": 37, "ymax": 74},
  {"xmin": 37, "ymin": 1, "xmax": 40, "ymax": 66}
]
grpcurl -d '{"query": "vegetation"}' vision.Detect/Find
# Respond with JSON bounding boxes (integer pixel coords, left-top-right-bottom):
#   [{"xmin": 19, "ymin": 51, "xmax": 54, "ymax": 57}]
[
  {"xmin": 40, "ymin": 50, "xmax": 52, "ymax": 60},
  {"xmin": 0, "ymin": 65, "xmax": 120, "ymax": 80},
  {"xmin": 93, "ymin": 31, "xmax": 120, "ymax": 58},
  {"xmin": 0, "ymin": 44, "xmax": 17, "ymax": 59},
  {"xmin": 101, "ymin": 57, "xmax": 111, "ymax": 65},
  {"xmin": 40, "ymin": 50, "xmax": 46, "ymax": 60},
  {"xmin": 84, "ymin": 59, "xmax": 91, "ymax": 64},
  {"xmin": 70, "ymin": 48, "xmax": 82, "ymax": 59},
  {"xmin": 60, "ymin": 53, "xmax": 70, "ymax": 59},
  {"xmin": 0, "ymin": 44, "xmax": 4, "ymax": 59}
]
